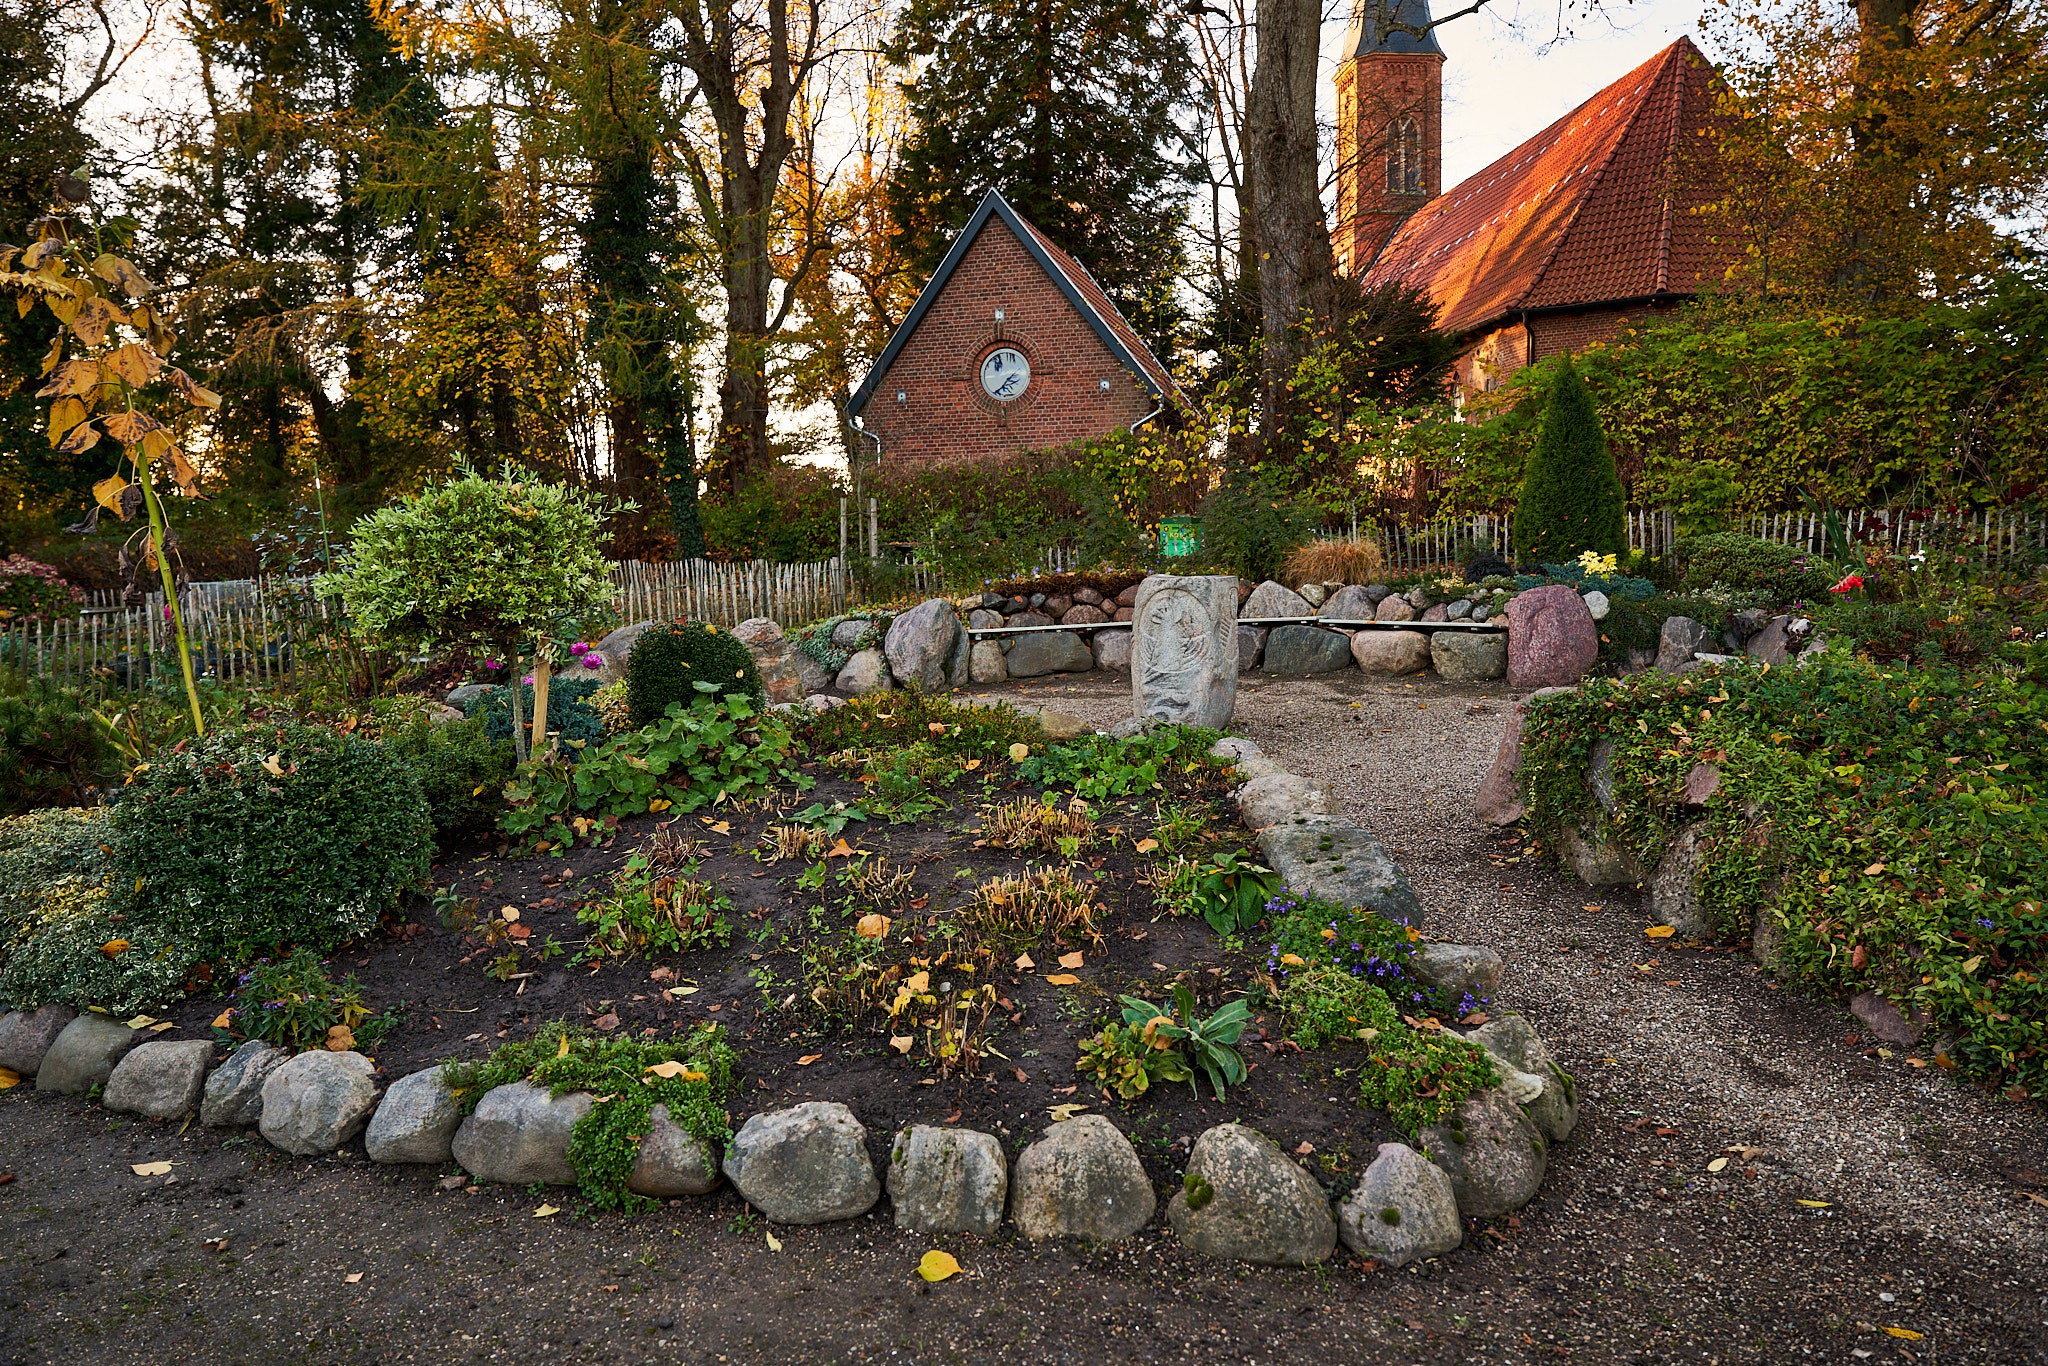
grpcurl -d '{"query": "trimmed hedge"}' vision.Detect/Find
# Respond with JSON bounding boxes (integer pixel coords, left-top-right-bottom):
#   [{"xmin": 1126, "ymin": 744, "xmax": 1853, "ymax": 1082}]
[{"xmin": 625, "ymin": 623, "xmax": 764, "ymax": 728}]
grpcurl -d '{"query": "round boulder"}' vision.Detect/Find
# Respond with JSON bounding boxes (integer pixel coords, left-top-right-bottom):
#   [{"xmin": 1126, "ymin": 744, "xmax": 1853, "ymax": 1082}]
[
  {"xmin": 1375, "ymin": 595, "xmax": 1417, "ymax": 622},
  {"xmin": 1009, "ymin": 1115, "xmax": 1155, "ymax": 1243},
  {"xmin": 1430, "ymin": 631, "xmax": 1507, "ymax": 681},
  {"xmin": 0, "ymin": 1005, "xmax": 76, "ymax": 1077},
  {"xmin": 103, "ymin": 1040, "xmax": 214, "ymax": 1121},
  {"xmin": 451, "ymin": 1081, "xmax": 592, "ymax": 1185},
  {"xmin": 366, "ymin": 1066, "xmax": 466, "ymax": 1164},
  {"xmin": 723, "ymin": 1101, "xmax": 879, "ymax": 1224},
  {"xmin": 887, "ymin": 1124, "xmax": 1008, "ymax": 1237},
  {"xmin": 969, "ymin": 639, "xmax": 1009, "ymax": 684},
  {"xmin": 1004, "ymin": 630, "xmax": 1094, "ymax": 678},
  {"xmin": 1418, "ymin": 1087, "xmax": 1547, "ymax": 1219},
  {"xmin": 1504, "ymin": 584, "xmax": 1599, "ymax": 690},
  {"xmin": 627, "ymin": 1103, "xmax": 722, "ymax": 1198},
  {"xmin": 35, "ymin": 1015, "xmax": 137, "ymax": 1095},
  {"xmin": 1262, "ymin": 625, "xmax": 1352, "ymax": 676},
  {"xmin": 1466, "ymin": 1014, "xmax": 1576, "ymax": 1143},
  {"xmin": 201, "ymin": 1040, "xmax": 286, "ymax": 1127},
  {"xmin": 884, "ymin": 599, "xmax": 965, "ymax": 692},
  {"xmin": 258, "ymin": 1050, "xmax": 380, "ymax": 1156},
  {"xmin": 1336, "ymin": 1142, "xmax": 1463, "ymax": 1266},
  {"xmin": 1090, "ymin": 629, "xmax": 1133, "ymax": 671},
  {"xmin": 1166, "ymin": 1123, "xmax": 1336, "ymax": 1266},
  {"xmin": 834, "ymin": 647, "xmax": 893, "ymax": 695},
  {"xmin": 1351, "ymin": 629, "xmax": 1430, "ymax": 675}
]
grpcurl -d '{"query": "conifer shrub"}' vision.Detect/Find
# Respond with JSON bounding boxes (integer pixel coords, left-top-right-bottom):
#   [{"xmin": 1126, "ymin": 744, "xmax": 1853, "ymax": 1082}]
[
  {"xmin": 625, "ymin": 623, "xmax": 764, "ymax": 728},
  {"xmin": 1512, "ymin": 360, "xmax": 1626, "ymax": 565}
]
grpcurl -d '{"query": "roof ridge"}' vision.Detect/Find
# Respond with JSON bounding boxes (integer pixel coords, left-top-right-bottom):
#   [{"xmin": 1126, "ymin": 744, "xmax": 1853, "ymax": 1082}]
[{"xmin": 1509, "ymin": 42, "xmax": 1687, "ymax": 314}]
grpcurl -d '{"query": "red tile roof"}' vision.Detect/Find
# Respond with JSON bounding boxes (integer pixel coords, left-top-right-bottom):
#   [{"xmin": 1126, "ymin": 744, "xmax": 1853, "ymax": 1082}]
[{"xmin": 1364, "ymin": 37, "xmax": 1732, "ymax": 337}]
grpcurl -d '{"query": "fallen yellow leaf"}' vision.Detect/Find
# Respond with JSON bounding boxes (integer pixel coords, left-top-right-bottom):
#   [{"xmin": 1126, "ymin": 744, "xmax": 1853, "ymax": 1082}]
[
  {"xmin": 647, "ymin": 798, "xmax": 672, "ymax": 812},
  {"xmin": 1056, "ymin": 951, "xmax": 1084, "ymax": 969},
  {"xmin": 1014, "ymin": 952, "xmax": 1035, "ymax": 970},
  {"xmin": 1133, "ymin": 838, "xmax": 1159, "ymax": 854},
  {"xmin": 1043, "ymin": 973, "xmax": 1080, "ymax": 985},
  {"xmin": 534, "ymin": 1204, "xmax": 561, "ymax": 1217},
  {"xmin": 344, "ymin": 1272, "xmax": 363, "ymax": 1284},
  {"xmin": 100, "ymin": 939, "xmax": 129, "ymax": 958},
  {"xmin": 1706, "ymin": 1157, "xmax": 1729, "ymax": 1173},
  {"xmin": 796, "ymin": 1054, "xmax": 823, "ymax": 1065},
  {"xmin": 917, "ymin": 1250, "xmax": 961, "ymax": 1282},
  {"xmin": 827, "ymin": 839, "xmax": 856, "ymax": 858},
  {"xmin": 644, "ymin": 1060, "xmax": 706, "ymax": 1081},
  {"xmin": 556, "ymin": 1033, "xmax": 572, "ymax": 1059},
  {"xmin": 706, "ymin": 820, "xmax": 731, "ymax": 835},
  {"xmin": 889, "ymin": 1036, "xmax": 914, "ymax": 1054},
  {"xmin": 325, "ymin": 1025, "xmax": 355, "ymax": 1052},
  {"xmin": 1864, "ymin": 862, "xmax": 1886, "ymax": 876},
  {"xmin": 1047, "ymin": 1103, "xmax": 1087, "ymax": 1121},
  {"xmin": 0, "ymin": 1067, "xmax": 19, "ymax": 1089},
  {"xmin": 210, "ymin": 1009, "xmax": 233, "ymax": 1029},
  {"xmin": 1280, "ymin": 953, "xmax": 1306, "ymax": 967},
  {"xmin": 1796, "ymin": 1199, "xmax": 1830, "ymax": 1208},
  {"xmin": 856, "ymin": 913, "xmax": 891, "ymax": 939},
  {"xmin": 1644, "ymin": 925, "xmax": 1677, "ymax": 938},
  {"xmin": 131, "ymin": 1161, "xmax": 172, "ymax": 1177},
  {"xmin": 1008, "ymin": 743, "xmax": 1029, "ymax": 762},
  {"xmin": 124, "ymin": 1015, "xmax": 156, "ymax": 1029},
  {"xmin": 1882, "ymin": 1327, "xmax": 1923, "ymax": 1341},
  {"xmin": 765, "ymin": 1230, "xmax": 783, "ymax": 1251}
]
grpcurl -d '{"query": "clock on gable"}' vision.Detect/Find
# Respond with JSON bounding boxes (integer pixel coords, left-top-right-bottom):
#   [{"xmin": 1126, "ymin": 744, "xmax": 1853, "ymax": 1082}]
[{"xmin": 979, "ymin": 346, "xmax": 1029, "ymax": 401}]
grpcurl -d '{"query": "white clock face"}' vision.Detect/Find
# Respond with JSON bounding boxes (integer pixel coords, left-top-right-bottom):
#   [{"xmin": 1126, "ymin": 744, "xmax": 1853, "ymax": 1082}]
[{"xmin": 980, "ymin": 347, "xmax": 1030, "ymax": 401}]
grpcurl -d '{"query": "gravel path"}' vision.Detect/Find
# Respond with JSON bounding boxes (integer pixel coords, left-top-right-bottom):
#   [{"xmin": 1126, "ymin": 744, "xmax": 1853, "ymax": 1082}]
[{"xmin": 3, "ymin": 669, "xmax": 2044, "ymax": 1364}]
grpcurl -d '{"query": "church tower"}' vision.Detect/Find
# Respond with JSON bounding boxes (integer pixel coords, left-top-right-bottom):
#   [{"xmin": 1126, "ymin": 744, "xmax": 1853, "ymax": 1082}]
[{"xmin": 1333, "ymin": 0, "xmax": 1445, "ymax": 276}]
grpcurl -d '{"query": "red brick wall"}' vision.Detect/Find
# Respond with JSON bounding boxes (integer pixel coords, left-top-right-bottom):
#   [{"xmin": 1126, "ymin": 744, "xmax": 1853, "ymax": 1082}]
[
  {"xmin": 862, "ymin": 218, "xmax": 1157, "ymax": 466},
  {"xmin": 1451, "ymin": 301, "xmax": 1684, "ymax": 398},
  {"xmin": 1333, "ymin": 53, "xmax": 1443, "ymax": 276}
]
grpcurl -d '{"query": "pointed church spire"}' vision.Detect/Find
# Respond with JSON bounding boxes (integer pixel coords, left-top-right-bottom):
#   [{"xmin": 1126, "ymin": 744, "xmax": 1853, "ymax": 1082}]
[{"xmin": 1345, "ymin": 0, "xmax": 1444, "ymax": 57}]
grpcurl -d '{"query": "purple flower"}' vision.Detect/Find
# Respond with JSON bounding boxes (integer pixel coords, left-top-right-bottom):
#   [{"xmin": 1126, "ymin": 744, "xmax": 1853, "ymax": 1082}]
[
  {"xmin": 1975, "ymin": 917, "xmax": 1995, "ymax": 929},
  {"xmin": 582, "ymin": 656, "xmax": 603, "ymax": 669},
  {"xmin": 570, "ymin": 641, "xmax": 590, "ymax": 655},
  {"xmin": 522, "ymin": 674, "xmax": 534, "ymax": 684}
]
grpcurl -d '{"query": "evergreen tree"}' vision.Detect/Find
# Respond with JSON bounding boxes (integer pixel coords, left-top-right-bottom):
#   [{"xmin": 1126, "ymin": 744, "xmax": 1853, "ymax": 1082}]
[
  {"xmin": 1513, "ymin": 359, "xmax": 1626, "ymax": 565},
  {"xmin": 884, "ymin": 0, "xmax": 1191, "ymax": 356}
]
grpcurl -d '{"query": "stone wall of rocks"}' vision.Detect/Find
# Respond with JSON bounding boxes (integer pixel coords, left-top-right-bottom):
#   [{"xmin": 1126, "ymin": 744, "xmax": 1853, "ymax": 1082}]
[{"xmin": 0, "ymin": 733, "xmax": 1573, "ymax": 1267}]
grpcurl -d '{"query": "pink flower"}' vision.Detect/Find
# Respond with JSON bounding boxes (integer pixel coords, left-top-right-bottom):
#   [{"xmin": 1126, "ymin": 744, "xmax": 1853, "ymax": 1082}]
[
  {"xmin": 570, "ymin": 641, "xmax": 591, "ymax": 655},
  {"xmin": 1829, "ymin": 575, "xmax": 1865, "ymax": 594},
  {"xmin": 522, "ymin": 674, "xmax": 534, "ymax": 684},
  {"xmin": 582, "ymin": 655, "xmax": 603, "ymax": 669},
  {"xmin": 483, "ymin": 657, "xmax": 501, "ymax": 670}
]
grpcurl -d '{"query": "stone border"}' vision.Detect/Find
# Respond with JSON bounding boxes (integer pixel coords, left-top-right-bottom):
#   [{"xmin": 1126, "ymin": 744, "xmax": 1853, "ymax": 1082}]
[{"xmin": 0, "ymin": 735, "xmax": 1573, "ymax": 1270}]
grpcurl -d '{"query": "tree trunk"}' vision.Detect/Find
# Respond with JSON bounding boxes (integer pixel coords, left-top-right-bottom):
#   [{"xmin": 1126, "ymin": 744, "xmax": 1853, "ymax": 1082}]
[
  {"xmin": 1244, "ymin": 0, "xmax": 1336, "ymax": 434},
  {"xmin": 714, "ymin": 203, "xmax": 773, "ymax": 489}
]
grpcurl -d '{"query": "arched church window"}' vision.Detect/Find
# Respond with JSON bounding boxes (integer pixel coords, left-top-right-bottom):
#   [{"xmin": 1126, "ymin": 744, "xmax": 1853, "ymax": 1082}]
[{"xmin": 1386, "ymin": 117, "xmax": 1424, "ymax": 195}]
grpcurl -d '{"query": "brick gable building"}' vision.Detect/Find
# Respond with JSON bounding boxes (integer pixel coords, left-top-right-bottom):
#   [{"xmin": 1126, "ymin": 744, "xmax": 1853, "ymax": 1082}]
[
  {"xmin": 847, "ymin": 191, "xmax": 1182, "ymax": 465},
  {"xmin": 1337, "ymin": 11, "xmax": 1736, "ymax": 398}
]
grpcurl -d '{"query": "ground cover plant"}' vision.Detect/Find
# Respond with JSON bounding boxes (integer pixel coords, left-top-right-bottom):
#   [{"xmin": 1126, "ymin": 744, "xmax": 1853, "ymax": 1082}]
[{"xmin": 1520, "ymin": 652, "xmax": 2048, "ymax": 1099}]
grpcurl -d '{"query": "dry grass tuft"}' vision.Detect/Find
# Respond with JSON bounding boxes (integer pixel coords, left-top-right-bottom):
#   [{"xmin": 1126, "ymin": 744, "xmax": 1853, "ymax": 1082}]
[
  {"xmin": 980, "ymin": 796, "xmax": 1097, "ymax": 856},
  {"xmin": 1283, "ymin": 536, "xmax": 1386, "ymax": 587},
  {"xmin": 760, "ymin": 824, "xmax": 829, "ymax": 862},
  {"xmin": 960, "ymin": 866, "xmax": 1101, "ymax": 944}
]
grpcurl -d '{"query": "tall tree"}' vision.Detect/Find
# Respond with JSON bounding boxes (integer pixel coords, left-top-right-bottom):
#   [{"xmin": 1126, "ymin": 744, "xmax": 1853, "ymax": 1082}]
[
  {"xmin": 667, "ymin": 0, "xmax": 844, "ymax": 491},
  {"xmin": 1241, "ymin": 0, "xmax": 1336, "ymax": 443},
  {"xmin": 884, "ymin": 0, "xmax": 1192, "ymax": 357}
]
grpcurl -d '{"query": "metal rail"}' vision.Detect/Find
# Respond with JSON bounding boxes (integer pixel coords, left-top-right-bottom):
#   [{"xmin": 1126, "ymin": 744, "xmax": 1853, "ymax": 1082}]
[{"xmin": 965, "ymin": 614, "xmax": 1504, "ymax": 639}]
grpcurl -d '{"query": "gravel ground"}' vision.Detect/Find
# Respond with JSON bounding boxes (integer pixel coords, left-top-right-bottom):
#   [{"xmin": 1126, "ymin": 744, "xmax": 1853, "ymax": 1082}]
[{"xmin": 3, "ymin": 667, "xmax": 2045, "ymax": 1365}]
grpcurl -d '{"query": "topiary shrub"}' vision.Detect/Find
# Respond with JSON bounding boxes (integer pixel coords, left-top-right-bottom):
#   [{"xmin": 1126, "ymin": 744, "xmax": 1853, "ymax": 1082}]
[
  {"xmin": 0, "ymin": 679, "xmax": 119, "ymax": 816},
  {"xmin": 461, "ymin": 677, "xmax": 609, "ymax": 754},
  {"xmin": 111, "ymin": 719, "xmax": 433, "ymax": 965},
  {"xmin": 1513, "ymin": 359, "xmax": 1625, "ymax": 565},
  {"xmin": 378, "ymin": 712, "xmax": 515, "ymax": 840},
  {"xmin": 625, "ymin": 623, "xmax": 764, "ymax": 727},
  {"xmin": 1674, "ymin": 532, "xmax": 1838, "ymax": 602}
]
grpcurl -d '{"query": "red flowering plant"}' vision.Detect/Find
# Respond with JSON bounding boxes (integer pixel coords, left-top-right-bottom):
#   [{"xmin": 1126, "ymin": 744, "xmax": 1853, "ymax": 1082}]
[{"xmin": 0, "ymin": 555, "xmax": 82, "ymax": 623}]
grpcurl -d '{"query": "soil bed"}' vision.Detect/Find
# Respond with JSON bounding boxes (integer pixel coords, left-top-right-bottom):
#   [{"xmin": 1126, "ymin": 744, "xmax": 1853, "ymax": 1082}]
[{"xmin": 3, "ymin": 671, "xmax": 2045, "ymax": 1363}]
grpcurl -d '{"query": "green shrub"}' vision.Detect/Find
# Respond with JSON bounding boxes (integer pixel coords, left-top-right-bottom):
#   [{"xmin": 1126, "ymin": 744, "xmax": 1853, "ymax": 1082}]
[
  {"xmin": 501, "ymin": 689, "xmax": 793, "ymax": 846},
  {"xmin": 461, "ymin": 678, "xmax": 609, "ymax": 754},
  {"xmin": 1075, "ymin": 1019, "xmax": 1193, "ymax": 1098},
  {"xmin": 0, "ymin": 555, "xmax": 82, "ymax": 624},
  {"xmin": 112, "ymin": 719, "xmax": 434, "ymax": 965},
  {"xmin": 1362, "ymin": 1028, "xmax": 1502, "ymax": 1133},
  {"xmin": 0, "ymin": 806, "xmax": 114, "ymax": 952},
  {"xmin": 0, "ymin": 679, "xmax": 118, "ymax": 815},
  {"xmin": 1016, "ymin": 724, "xmax": 1224, "ymax": 800},
  {"xmin": 0, "ymin": 879, "xmax": 197, "ymax": 1014},
  {"xmin": 1277, "ymin": 963, "xmax": 1397, "ymax": 1050},
  {"xmin": 1513, "ymin": 359, "xmax": 1625, "ymax": 564},
  {"xmin": 1673, "ymin": 533, "xmax": 1838, "ymax": 602},
  {"xmin": 378, "ymin": 712, "xmax": 515, "ymax": 839},
  {"xmin": 1520, "ymin": 655, "xmax": 2048, "ymax": 1098},
  {"xmin": 625, "ymin": 623, "xmax": 764, "ymax": 727},
  {"xmin": 698, "ymin": 465, "xmax": 843, "ymax": 562},
  {"xmin": 444, "ymin": 1021, "xmax": 737, "ymax": 1212},
  {"xmin": 1195, "ymin": 478, "xmax": 1318, "ymax": 582},
  {"xmin": 222, "ymin": 948, "xmax": 397, "ymax": 1051}
]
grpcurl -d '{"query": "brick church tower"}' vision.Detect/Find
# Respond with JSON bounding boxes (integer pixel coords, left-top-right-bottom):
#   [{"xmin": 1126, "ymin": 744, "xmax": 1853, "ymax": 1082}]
[{"xmin": 1333, "ymin": 0, "xmax": 1445, "ymax": 276}]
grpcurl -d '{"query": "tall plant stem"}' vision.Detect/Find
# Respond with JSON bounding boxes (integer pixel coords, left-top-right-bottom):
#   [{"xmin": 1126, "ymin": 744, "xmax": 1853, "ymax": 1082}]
[{"xmin": 139, "ymin": 468, "xmax": 204, "ymax": 736}]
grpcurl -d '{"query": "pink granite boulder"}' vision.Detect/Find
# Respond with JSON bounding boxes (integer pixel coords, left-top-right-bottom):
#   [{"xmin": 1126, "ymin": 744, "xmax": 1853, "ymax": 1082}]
[{"xmin": 1504, "ymin": 585, "xmax": 1599, "ymax": 690}]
